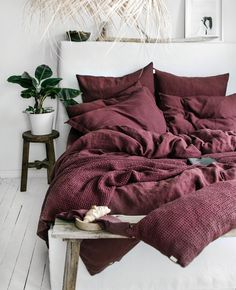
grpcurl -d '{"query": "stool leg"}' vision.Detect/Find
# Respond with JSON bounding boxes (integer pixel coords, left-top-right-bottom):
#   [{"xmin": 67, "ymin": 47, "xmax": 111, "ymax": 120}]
[
  {"xmin": 21, "ymin": 140, "xmax": 30, "ymax": 192},
  {"xmin": 46, "ymin": 140, "xmax": 56, "ymax": 184}
]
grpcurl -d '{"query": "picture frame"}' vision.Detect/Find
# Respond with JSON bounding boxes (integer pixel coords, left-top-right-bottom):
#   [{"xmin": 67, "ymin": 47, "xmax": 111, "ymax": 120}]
[{"xmin": 185, "ymin": 0, "xmax": 222, "ymax": 40}]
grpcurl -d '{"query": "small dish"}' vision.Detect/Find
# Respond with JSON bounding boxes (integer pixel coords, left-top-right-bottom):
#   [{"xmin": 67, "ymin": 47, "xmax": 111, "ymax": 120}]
[{"xmin": 75, "ymin": 218, "xmax": 102, "ymax": 231}]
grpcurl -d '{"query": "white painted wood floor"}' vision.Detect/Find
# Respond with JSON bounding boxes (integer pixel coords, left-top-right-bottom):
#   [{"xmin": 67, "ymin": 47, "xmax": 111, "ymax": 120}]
[{"xmin": 0, "ymin": 177, "xmax": 51, "ymax": 290}]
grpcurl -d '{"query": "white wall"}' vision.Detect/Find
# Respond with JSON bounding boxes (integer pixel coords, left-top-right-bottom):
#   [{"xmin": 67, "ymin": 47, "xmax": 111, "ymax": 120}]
[
  {"xmin": 167, "ymin": 0, "xmax": 236, "ymax": 41},
  {"xmin": 221, "ymin": 0, "xmax": 236, "ymax": 42},
  {"xmin": 1, "ymin": 0, "xmax": 236, "ymax": 177},
  {"xmin": 0, "ymin": 0, "xmax": 56, "ymax": 177}
]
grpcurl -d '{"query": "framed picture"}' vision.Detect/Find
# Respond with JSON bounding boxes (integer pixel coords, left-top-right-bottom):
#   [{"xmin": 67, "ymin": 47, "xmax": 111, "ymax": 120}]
[{"xmin": 185, "ymin": 0, "xmax": 222, "ymax": 39}]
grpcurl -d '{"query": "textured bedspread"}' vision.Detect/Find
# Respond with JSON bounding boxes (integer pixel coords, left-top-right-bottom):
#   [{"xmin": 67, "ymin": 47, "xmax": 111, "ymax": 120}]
[{"xmin": 38, "ymin": 126, "xmax": 236, "ymax": 274}]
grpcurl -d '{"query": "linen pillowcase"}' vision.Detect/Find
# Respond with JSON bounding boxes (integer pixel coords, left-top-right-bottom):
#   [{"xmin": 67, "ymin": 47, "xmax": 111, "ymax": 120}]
[
  {"xmin": 66, "ymin": 100, "xmax": 105, "ymax": 118},
  {"xmin": 159, "ymin": 93, "xmax": 236, "ymax": 134},
  {"xmin": 66, "ymin": 82, "xmax": 145, "ymax": 118},
  {"xmin": 67, "ymin": 128, "xmax": 83, "ymax": 147},
  {"xmin": 133, "ymin": 180, "xmax": 236, "ymax": 267},
  {"xmin": 67, "ymin": 83, "xmax": 167, "ymax": 134},
  {"xmin": 77, "ymin": 62, "xmax": 155, "ymax": 102},
  {"xmin": 154, "ymin": 70, "xmax": 229, "ymax": 97}
]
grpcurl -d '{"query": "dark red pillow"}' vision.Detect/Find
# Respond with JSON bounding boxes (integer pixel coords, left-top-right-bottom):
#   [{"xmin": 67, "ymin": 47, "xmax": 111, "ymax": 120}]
[
  {"xmin": 66, "ymin": 83, "xmax": 142, "ymax": 118},
  {"xmin": 133, "ymin": 180, "xmax": 236, "ymax": 267},
  {"xmin": 155, "ymin": 70, "xmax": 229, "ymax": 97},
  {"xmin": 67, "ymin": 128, "xmax": 83, "ymax": 147},
  {"xmin": 159, "ymin": 93, "xmax": 236, "ymax": 134},
  {"xmin": 66, "ymin": 99, "xmax": 105, "ymax": 118},
  {"xmin": 77, "ymin": 63, "xmax": 155, "ymax": 102},
  {"xmin": 67, "ymin": 83, "xmax": 166, "ymax": 134}
]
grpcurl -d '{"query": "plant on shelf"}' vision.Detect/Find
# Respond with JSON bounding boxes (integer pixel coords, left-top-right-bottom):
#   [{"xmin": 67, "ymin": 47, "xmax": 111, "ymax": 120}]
[
  {"xmin": 7, "ymin": 64, "xmax": 81, "ymax": 135},
  {"xmin": 66, "ymin": 30, "xmax": 91, "ymax": 42}
]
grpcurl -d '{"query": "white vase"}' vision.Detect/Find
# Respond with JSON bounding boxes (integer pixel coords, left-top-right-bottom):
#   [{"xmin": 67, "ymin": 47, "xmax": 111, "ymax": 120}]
[{"xmin": 28, "ymin": 111, "xmax": 54, "ymax": 135}]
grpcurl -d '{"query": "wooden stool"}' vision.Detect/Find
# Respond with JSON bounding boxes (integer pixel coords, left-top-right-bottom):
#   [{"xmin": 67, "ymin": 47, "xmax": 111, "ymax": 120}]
[{"xmin": 20, "ymin": 130, "xmax": 59, "ymax": 192}]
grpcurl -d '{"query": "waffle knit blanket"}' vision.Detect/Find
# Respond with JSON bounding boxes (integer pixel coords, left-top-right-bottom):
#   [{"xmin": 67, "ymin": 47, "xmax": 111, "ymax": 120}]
[{"xmin": 37, "ymin": 126, "xmax": 236, "ymax": 274}]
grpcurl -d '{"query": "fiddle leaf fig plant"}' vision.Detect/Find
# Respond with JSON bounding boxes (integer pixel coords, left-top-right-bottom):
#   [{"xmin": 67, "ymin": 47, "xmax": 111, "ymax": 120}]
[{"xmin": 7, "ymin": 64, "xmax": 80, "ymax": 114}]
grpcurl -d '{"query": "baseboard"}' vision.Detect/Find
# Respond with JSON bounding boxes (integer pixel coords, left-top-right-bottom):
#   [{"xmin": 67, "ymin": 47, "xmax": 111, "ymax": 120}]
[{"xmin": 0, "ymin": 169, "xmax": 47, "ymax": 178}]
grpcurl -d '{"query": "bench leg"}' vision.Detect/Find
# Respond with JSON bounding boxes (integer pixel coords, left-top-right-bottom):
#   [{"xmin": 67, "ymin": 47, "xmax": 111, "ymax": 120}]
[
  {"xmin": 20, "ymin": 140, "xmax": 30, "ymax": 192},
  {"xmin": 63, "ymin": 240, "xmax": 81, "ymax": 290},
  {"xmin": 46, "ymin": 140, "xmax": 55, "ymax": 184}
]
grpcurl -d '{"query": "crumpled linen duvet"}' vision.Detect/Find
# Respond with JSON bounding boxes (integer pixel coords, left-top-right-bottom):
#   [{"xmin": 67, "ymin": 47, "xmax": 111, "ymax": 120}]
[{"xmin": 37, "ymin": 126, "xmax": 236, "ymax": 275}]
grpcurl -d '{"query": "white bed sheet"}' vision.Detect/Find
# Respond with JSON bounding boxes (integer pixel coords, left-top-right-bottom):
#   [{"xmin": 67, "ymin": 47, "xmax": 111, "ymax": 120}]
[{"xmin": 49, "ymin": 230, "xmax": 236, "ymax": 290}]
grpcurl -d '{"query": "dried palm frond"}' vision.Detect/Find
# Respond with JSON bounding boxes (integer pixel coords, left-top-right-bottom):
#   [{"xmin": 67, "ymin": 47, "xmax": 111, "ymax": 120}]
[{"xmin": 26, "ymin": 0, "xmax": 171, "ymax": 41}]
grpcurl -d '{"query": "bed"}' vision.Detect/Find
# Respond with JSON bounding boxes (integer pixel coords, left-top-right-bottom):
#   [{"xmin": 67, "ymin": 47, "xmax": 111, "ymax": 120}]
[{"xmin": 42, "ymin": 41, "xmax": 236, "ymax": 290}]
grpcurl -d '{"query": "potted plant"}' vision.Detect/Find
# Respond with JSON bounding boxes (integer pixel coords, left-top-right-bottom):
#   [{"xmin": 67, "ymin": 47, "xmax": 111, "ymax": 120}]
[{"xmin": 7, "ymin": 64, "xmax": 80, "ymax": 135}]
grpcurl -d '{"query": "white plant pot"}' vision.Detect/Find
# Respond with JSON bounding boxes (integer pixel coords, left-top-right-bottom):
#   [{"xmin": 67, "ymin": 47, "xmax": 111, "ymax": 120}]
[{"xmin": 28, "ymin": 111, "xmax": 54, "ymax": 135}]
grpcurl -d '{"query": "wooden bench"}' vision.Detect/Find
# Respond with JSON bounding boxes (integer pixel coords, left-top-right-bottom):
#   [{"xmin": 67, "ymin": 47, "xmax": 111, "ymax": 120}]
[{"xmin": 52, "ymin": 217, "xmax": 236, "ymax": 290}]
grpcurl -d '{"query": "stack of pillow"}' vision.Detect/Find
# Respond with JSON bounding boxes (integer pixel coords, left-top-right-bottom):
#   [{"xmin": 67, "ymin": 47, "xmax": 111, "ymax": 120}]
[{"xmin": 66, "ymin": 62, "xmax": 235, "ymax": 137}]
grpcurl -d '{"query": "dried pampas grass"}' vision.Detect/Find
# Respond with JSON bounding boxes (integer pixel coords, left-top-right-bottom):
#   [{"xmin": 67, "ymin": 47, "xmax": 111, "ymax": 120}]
[{"xmin": 26, "ymin": 0, "xmax": 171, "ymax": 41}]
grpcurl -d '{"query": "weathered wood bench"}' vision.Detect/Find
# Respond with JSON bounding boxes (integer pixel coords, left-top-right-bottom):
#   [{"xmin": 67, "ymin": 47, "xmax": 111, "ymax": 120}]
[{"xmin": 52, "ymin": 217, "xmax": 236, "ymax": 290}]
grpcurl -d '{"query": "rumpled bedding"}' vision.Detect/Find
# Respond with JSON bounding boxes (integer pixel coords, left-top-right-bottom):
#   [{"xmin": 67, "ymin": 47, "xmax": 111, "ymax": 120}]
[
  {"xmin": 159, "ymin": 93, "xmax": 236, "ymax": 134},
  {"xmin": 37, "ymin": 126, "xmax": 236, "ymax": 274}
]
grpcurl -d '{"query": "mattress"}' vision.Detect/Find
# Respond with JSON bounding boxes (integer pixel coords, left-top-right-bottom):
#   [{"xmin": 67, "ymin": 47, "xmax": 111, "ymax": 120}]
[{"xmin": 47, "ymin": 41, "xmax": 236, "ymax": 289}]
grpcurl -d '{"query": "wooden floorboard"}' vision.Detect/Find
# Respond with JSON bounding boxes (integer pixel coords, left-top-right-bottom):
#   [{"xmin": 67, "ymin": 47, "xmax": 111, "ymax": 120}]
[
  {"xmin": 0, "ymin": 178, "xmax": 51, "ymax": 290},
  {"xmin": 0, "ymin": 179, "xmax": 18, "ymax": 227}
]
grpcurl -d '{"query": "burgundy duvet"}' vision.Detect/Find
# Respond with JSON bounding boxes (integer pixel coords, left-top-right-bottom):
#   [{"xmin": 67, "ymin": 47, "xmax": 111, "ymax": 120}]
[{"xmin": 38, "ymin": 126, "xmax": 236, "ymax": 274}]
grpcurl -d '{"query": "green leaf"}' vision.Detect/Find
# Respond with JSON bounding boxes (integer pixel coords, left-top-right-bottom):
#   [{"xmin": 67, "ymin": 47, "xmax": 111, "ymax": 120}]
[
  {"xmin": 41, "ymin": 78, "xmax": 62, "ymax": 88},
  {"xmin": 21, "ymin": 72, "xmax": 32, "ymax": 79},
  {"xmin": 57, "ymin": 88, "xmax": 81, "ymax": 100},
  {"xmin": 21, "ymin": 89, "xmax": 36, "ymax": 98},
  {"xmin": 35, "ymin": 65, "xmax": 53, "ymax": 82},
  {"xmin": 32, "ymin": 78, "xmax": 38, "ymax": 88},
  {"xmin": 41, "ymin": 87, "xmax": 60, "ymax": 98},
  {"xmin": 40, "ymin": 87, "xmax": 80, "ymax": 100},
  {"xmin": 63, "ymin": 99, "xmax": 78, "ymax": 106},
  {"xmin": 7, "ymin": 75, "xmax": 33, "ymax": 88},
  {"xmin": 7, "ymin": 75, "xmax": 22, "ymax": 83},
  {"xmin": 19, "ymin": 78, "xmax": 33, "ymax": 88},
  {"xmin": 25, "ymin": 106, "xmax": 35, "ymax": 113}
]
